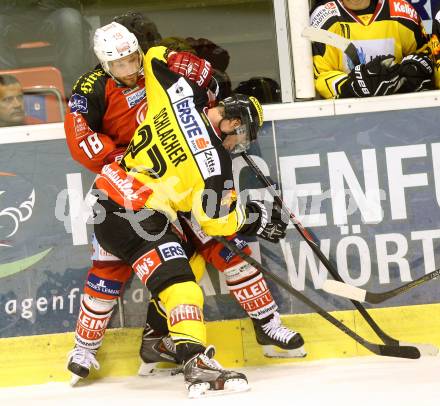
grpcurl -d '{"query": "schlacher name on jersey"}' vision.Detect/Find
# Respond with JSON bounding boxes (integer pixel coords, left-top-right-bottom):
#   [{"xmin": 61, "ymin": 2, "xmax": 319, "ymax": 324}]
[
  {"xmin": 311, "ymin": 1, "xmax": 340, "ymax": 28},
  {"xmin": 153, "ymin": 108, "xmax": 188, "ymax": 167}
]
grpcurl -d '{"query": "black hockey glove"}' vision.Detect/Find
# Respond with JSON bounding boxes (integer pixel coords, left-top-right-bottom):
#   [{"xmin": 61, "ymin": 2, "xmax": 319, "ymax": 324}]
[
  {"xmin": 339, "ymin": 55, "xmax": 401, "ymax": 98},
  {"xmin": 242, "ymin": 200, "xmax": 287, "ymax": 243},
  {"xmin": 397, "ymin": 53, "xmax": 434, "ymax": 93}
]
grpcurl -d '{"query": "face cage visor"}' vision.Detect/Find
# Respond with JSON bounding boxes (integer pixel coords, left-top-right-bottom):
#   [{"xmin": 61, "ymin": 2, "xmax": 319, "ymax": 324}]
[
  {"xmin": 229, "ymin": 123, "xmax": 252, "ymax": 154},
  {"xmin": 103, "ymin": 48, "xmax": 144, "ymax": 80}
]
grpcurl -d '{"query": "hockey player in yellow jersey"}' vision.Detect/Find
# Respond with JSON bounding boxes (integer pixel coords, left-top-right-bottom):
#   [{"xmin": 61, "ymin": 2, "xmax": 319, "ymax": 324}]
[
  {"xmin": 91, "ymin": 45, "xmax": 288, "ymax": 397},
  {"xmin": 311, "ymin": 0, "xmax": 433, "ymax": 98},
  {"xmin": 429, "ymin": 2, "xmax": 440, "ymax": 88}
]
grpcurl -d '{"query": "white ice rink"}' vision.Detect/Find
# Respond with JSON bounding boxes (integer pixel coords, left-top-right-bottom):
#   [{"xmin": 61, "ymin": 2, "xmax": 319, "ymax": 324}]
[{"xmin": 1, "ymin": 355, "xmax": 439, "ymax": 406}]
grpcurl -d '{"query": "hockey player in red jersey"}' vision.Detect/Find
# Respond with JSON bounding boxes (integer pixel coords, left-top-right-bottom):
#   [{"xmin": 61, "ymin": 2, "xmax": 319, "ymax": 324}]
[{"xmin": 65, "ymin": 20, "xmax": 305, "ymax": 387}]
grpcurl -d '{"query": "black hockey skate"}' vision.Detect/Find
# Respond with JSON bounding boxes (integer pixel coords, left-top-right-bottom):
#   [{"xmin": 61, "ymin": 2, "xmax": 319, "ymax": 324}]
[
  {"xmin": 183, "ymin": 345, "xmax": 249, "ymax": 398},
  {"xmin": 138, "ymin": 323, "xmax": 181, "ymax": 376},
  {"xmin": 67, "ymin": 346, "xmax": 100, "ymax": 386},
  {"xmin": 252, "ymin": 312, "xmax": 306, "ymax": 358}
]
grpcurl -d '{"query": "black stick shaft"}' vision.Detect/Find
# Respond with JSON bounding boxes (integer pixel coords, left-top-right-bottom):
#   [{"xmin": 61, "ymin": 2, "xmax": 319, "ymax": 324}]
[
  {"xmin": 365, "ymin": 268, "xmax": 440, "ymax": 304},
  {"xmin": 241, "ymin": 152, "xmax": 398, "ymax": 345},
  {"xmin": 215, "ymin": 236, "xmax": 419, "ymax": 359}
]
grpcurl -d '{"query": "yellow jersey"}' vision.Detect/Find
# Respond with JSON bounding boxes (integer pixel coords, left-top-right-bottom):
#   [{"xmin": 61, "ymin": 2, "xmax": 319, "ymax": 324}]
[
  {"xmin": 311, "ymin": 0, "xmax": 429, "ymax": 98},
  {"xmin": 96, "ymin": 46, "xmax": 246, "ymax": 237}
]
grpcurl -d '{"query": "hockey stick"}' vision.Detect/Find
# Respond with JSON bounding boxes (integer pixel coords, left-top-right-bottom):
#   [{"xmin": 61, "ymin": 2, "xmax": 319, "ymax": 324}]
[
  {"xmin": 302, "ymin": 26, "xmax": 361, "ymax": 66},
  {"xmin": 322, "ymin": 268, "xmax": 440, "ymax": 304},
  {"xmin": 215, "ymin": 236, "xmax": 420, "ymax": 359},
  {"xmin": 240, "ymin": 152, "xmax": 438, "ymax": 355}
]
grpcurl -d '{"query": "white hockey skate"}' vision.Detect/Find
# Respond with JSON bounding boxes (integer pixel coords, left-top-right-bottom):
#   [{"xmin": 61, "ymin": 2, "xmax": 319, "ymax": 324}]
[
  {"xmin": 253, "ymin": 312, "xmax": 306, "ymax": 358},
  {"xmin": 184, "ymin": 346, "xmax": 250, "ymax": 398},
  {"xmin": 67, "ymin": 346, "xmax": 100, "ymax": 386},
  {"xmin": 138, "ymin": 323, "xmax": 182, "ymax": 377}
]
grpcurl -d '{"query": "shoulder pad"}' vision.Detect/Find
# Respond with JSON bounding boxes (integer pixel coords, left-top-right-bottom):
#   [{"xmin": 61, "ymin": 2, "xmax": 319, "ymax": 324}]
[
  {"xmin": 310, "ymin": 1, "xmax": 341, "ymax": 29},
  {"xmin": 389, "ymin": 0, "xmax": 420, "ymax": 25},
  {"xmin": 72, "ymin": 68, "xmax": 108, "ymax": 96}
]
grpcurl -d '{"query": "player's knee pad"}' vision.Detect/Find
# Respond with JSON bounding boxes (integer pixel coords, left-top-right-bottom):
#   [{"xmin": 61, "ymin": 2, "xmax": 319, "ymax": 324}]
[
  {"xmin": 158, "ymin": 281, "xmax": 206, "ymax": 348},
  {"xmin": 189, "ymin": 252, "xmax": 207, "ymax": 282}
]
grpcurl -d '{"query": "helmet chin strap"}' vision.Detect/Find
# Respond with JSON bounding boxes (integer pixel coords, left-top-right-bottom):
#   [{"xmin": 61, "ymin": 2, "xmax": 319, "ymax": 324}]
[{"xmin": 218, "ymin": 118, "xmax": 227, "ymax": 140}]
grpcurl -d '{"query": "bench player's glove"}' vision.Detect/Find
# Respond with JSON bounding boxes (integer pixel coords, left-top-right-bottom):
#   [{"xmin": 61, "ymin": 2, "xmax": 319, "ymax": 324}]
[
  {"xmin": 339, "ymin": 55, "xmax": 401, "ymax": 98},
  {"xmin": 398, "ymin": 53, "xmax": 434, "ymax": 93}
]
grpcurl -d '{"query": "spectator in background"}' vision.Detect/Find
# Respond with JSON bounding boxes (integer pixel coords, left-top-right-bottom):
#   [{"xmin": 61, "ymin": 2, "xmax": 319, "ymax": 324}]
[
  {"xmin": 0, "ymin": 74, "xmax": 42, "ymax": 127},
  {"xmin": 0, "ymin": 1, "xmax": 93, "ymax": 96},
  {"xmin": 311, "ymin": 0, "xmax": 433, "ymax": 99}
]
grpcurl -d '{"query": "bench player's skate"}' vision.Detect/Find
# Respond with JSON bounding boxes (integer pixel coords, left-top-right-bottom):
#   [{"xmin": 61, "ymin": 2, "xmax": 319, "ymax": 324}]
[
  {"xmin": 184, "ymin": 345, "xmax": 249, "ymax": 398},
  {"xmin": 67, "ymin": 346, "xmax": 100, "ymax": 386},
  {"xmin": 252, "ymin": 312, "xmax": 306, "ymax": 358},
  {"xmin": 138, "ymin": 323, "xmax": 181, "ymax": 376}
]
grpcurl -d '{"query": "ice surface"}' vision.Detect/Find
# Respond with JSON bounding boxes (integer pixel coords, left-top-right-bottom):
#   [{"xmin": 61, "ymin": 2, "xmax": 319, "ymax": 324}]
[{"xmin": 1, "ymin": 355, "xmax": 439, "ymax": 405}]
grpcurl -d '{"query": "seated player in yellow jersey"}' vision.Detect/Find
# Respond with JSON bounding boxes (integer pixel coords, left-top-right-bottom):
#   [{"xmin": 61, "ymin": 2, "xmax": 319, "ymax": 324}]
[
  {"xmin": 310, "ymin": 0, "xmax": 434, "ymax": 98},
  {"xmin": 429, "ymin": 2, "xmax": 440, "ymax": 88}
]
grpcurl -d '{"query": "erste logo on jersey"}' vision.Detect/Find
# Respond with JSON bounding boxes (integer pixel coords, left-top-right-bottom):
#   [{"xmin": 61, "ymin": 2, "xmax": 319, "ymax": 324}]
[
  {"xmin": 389, "ymin": 0, "xmax": 418, "ymax": 24},
  {"xmin": 125, "ymin": 87, "xmax": 146, "ymax": 108},
  {"xmin": 174, "ymin": 98, "xmax": 211, "ymax": 152},
  {"xmin": 195, "ymin": 149, "xmax": 221, "ymax": 179},
  {"xmin": 311, "ymin": 1, "xmax": 340, "ymax": 28},
  {"xmin": 158, "ymin": 242, "xmax": 187, "ymax": 261}
]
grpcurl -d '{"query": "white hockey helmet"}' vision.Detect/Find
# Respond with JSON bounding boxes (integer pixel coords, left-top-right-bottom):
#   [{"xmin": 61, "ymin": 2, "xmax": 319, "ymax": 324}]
[{"xmin": 93, "ymin": 22, "xmax": 143, "ymax": 80}]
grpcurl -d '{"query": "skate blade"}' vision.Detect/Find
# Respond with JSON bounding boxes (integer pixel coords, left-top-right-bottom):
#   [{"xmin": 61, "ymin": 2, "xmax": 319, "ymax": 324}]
[
  {"xmin": 70, "ymin": 374, "xmax": 82, "ymax": 386},
  {"xmin": 262, "ymin": 345, "xmax": 307, "ymax": 359},
  {"xmin": 138, "ymin": 361, "xmax": 182, "ymax": 377},
  {"xmin": 187, "ymin": 379, "xmax": 250, "ymax": 398}
]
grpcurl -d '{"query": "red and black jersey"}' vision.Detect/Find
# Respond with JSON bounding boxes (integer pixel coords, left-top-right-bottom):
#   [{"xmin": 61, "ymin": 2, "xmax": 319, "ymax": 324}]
[{"xmin": 64, "ymin": 68, "xmax": 147, "ymax": 173}]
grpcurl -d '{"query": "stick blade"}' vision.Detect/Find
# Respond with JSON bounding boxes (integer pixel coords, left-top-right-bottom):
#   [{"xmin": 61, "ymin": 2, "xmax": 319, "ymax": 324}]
[
  {"xmin": 399, "ymin": 342, "xmax": 439, "ymax": 357},
  {"xmin": 378, "ymin": 344, "xmax": 421, "ymax": 359},
  {"xmin": 322, "ymin": 279, "xmax": 366, "ymax": 302},
  {"xmin": 302, "ymin": 26, "xmax": 351, "ymax": 50}
]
